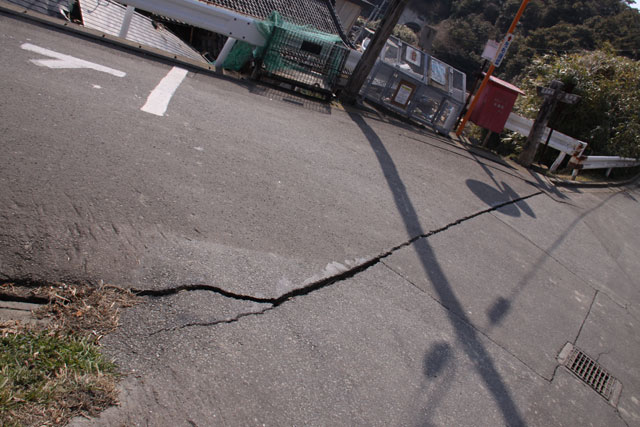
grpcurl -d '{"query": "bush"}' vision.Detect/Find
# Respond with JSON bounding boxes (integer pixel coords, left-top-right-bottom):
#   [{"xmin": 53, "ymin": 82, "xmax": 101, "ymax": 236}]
[
  {"xmin": 357, "ymin": 19, "xmax": 419, "ymax": 47},
  {"xmin": 514, "ymin": 49, "xmax": 640, "ymax": 159}
]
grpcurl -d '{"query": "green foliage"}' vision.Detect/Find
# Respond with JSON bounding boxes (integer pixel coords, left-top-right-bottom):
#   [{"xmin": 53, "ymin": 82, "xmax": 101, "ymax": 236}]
[
  {"xmin": 1, "ymin": 331, "xmax": 117, "ymax": 425},
  {"xmin": 423, "ymin": 0, "xmax": 640, "ymax": 80},
  {"xmin": 358, "ymin": 19, "xmax": 419, "ymax": 46},
  {"xmin": 515, "ymin": 50, "xmax": 640, "ymax": 158},
  {"xmin": 393, "ymin": 25, "xmax": 419, "ymax": 46}
]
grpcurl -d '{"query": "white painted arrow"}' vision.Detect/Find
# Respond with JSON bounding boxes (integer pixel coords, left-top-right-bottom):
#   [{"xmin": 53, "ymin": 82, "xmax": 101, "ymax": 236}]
[{"xmin": 21, "ymin": 43, "xmax": 126, "ymax": 77}]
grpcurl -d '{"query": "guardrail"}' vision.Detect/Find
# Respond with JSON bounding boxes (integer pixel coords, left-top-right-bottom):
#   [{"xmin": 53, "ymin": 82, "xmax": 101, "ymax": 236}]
[
  {"xmin": 117, "ymin": 0, "xmax": 266, "ymax": 45},
  {"xmin": 504, "ymin": 113, "xmax": 587, "ymax": 172},
  {"xmin": 505, "ymin": 113, "xmax": 640, "ymax": 179},
  {"xmin": 568, "ymin": 155, "xmax": 640, "ymax": 180}
]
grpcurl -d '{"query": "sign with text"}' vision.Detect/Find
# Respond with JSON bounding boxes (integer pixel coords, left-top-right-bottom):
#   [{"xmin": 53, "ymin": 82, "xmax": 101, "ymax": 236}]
[
  {"xmin": 405, "ymin": 46, "xmax": 421, "ymax": 67},
  {"xmin": 482, "ymin": 40, "xmax": 499, "ymax": 61},
  {"xmin": 537, "ymin": 86, "xmax": 581, "ymax": 104},
  {"xmin": 493, "ymin": 34, "xmax": 515, "ymax": 67},
  {"xmin": 391, "ymin": 80, "xmax": 417, "ymax": 108}
]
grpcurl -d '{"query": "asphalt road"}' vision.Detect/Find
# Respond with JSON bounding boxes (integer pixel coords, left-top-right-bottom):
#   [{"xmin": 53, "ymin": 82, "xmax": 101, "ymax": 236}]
[
  {"xmin": 0, "ymin": 11, "xmax": 539, "ymax": 297},
  {"xmin": 2, "ymin": 9, "xmax": 640, "ymax": 427}
]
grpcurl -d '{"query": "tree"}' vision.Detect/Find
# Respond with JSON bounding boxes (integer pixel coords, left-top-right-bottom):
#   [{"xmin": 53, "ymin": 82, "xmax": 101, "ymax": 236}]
[
  {"xmin": 515, "ymin": 49, "xmax": 640, "ymax": 159},
  {"xmin": 423, "ymin": 0, "xmax": 640, "ymax": 81}
]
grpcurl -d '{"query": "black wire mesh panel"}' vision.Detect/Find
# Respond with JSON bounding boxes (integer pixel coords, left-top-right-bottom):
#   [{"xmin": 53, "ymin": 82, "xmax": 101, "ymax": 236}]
[{"xmin": 203, "ymin": 0, "xmax": 341, "ymax": 35}]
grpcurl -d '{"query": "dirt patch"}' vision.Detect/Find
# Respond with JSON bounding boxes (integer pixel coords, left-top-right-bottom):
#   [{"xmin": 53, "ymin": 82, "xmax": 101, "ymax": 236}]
[{"xmin": 0, "ymin": 282, "xmax": 139, "ymax": 426}]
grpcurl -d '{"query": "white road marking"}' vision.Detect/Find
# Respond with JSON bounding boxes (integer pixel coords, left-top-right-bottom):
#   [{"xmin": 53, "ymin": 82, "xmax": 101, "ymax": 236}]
[
  {"xmin": 21, "ymin": 43, "xmax": 126, "ymax": 77},
  {"xmin": 141, "ymin": 67, "xmax": 188, "ymax": 116}
]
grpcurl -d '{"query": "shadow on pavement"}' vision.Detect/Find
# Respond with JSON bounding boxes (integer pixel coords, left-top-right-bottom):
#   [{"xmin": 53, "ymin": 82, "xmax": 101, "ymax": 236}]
[
  {"xmin": 348, "ymin": 112, "xmax": 526, "ymax": 426},
  {"xmin": 248, "ymin": 84, "xmax": 331, "ymax": 114},
  {"xmin": 466, "ymin": 179, "xmax": 535, "ymax": 218},
  {"xmin": 423, "ymin": 342, "xmax": 453, "ymax": 378},
  {"xmin": 484, "ymin": 189, "xmax": 619, "ymax": 328},
  {"xmin": 465, "ymin": 151, "xmax": 536, "ymax": 218},
  {"xmin": 419, "ymin": 341, "xmax": 456, "ymax": 427},
  {"xmin": 526, "ymin": 168, "xmax": 572, "ymax": 200}
]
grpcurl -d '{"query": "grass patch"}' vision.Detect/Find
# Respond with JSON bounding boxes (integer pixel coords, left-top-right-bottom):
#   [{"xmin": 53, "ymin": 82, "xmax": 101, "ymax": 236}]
[
  {"xmin": 0, "ymin": 283, "xmax": 138, "ymax": 426},
  {"xmin": 0, "ymin": 331, "xmax": 117, "ymax": 426}
]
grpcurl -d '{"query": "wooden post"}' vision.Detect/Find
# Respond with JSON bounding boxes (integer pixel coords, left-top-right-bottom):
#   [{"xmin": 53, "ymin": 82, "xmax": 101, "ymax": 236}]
[
  {"xmin": 482, "ymin": 131, "xmax": 493, "ymax": 147},
  {"xmin": 518, "ymin": 80, "xmax": 564, "ymax": 167},
  {"xmin": 340, "ymin": 0, "xmax": 409, "ymax": 105}
]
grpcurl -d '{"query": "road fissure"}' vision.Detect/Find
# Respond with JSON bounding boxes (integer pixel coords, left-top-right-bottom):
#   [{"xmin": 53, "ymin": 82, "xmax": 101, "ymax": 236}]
[{"xmin": 135, "ymin": 191, "xmax": 544, "ymax": 326}]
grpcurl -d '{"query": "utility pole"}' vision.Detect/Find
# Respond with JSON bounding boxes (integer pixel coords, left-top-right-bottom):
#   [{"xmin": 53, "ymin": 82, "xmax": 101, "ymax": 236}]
[
  {"xmin": 340, "ymin": 0, "xmax": 409, "ymax": 105},
  {"xmin": 517, "ymin": 80, "xmax": 580, "ymax": 166},
  {"xmin": 455, "ymin": 0, "xmax": 530, "ymax": 137}
]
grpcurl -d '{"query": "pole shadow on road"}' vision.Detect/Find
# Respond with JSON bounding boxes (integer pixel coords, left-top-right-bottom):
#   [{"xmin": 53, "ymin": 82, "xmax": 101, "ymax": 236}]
[
  {"xmin": 418, "ymin": 341, "xmax": 456, "ymax": 427},
  {"xmin": 483, "ymin": 190, "xmax": 619, "ymax": 328},
  {"xmin": 348, "ymin": 112, "xmax": 526, "ymax": 426}
]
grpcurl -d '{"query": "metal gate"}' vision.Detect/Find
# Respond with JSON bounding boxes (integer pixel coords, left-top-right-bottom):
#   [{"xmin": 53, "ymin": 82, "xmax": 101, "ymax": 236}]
[{"xmin": 256, "ymin": 25, "xmax": 350, "ymax": 99}]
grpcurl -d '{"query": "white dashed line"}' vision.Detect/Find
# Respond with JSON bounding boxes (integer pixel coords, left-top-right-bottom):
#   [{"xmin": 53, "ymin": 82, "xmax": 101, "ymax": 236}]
[{"xmin": 141, "ymin": 67, "xmax": 188, "ymax": 116}]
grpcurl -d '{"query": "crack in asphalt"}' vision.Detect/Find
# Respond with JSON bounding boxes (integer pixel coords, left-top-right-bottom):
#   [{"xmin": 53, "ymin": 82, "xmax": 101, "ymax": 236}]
[
  {"xmin": 1, "ymin": 193, "xmax": 543, "ymax": 336},
  {"xmin": 134, "ymin": 191, "xmax": 543, "ymax": 334},
  {"xmin": 0, "ymin": 291, "xmax": 49, "ymax": 305},
  {"xmin": 574, "ymin": 290, "xmax": 598, "ymax": 345},
  {"xmin": 617, "ymin": 408, "xmax": 632, "ymax": 427},
  {"xmin": 489, "ymin": 209, "xmax": 628, "ymax": 313},
  {"xmin": 147, "ymin": 306, "xmax": 275, "ymax": 337},
  {"xmin": 134, "ymin": 284, "xmax": 273, "ymax": 305}
]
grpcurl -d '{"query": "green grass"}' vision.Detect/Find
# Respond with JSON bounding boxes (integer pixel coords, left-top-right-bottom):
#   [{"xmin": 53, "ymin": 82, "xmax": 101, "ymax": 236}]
[{"xmin": 0, "ymin": 330, "xmax": 117, "ymax": 426}]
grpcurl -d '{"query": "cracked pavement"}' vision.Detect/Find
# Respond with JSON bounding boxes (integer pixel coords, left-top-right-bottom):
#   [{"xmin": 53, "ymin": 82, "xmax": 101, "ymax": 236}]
[{"xmin": 1, "ymin": 10, "xmax": 640, "ymax": 426}]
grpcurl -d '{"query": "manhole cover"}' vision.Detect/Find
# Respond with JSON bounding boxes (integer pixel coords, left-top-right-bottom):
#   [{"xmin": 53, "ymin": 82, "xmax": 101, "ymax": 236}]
[{"xmin": 558, "ymin": 343, "xmax": 622, "ymax": 406}]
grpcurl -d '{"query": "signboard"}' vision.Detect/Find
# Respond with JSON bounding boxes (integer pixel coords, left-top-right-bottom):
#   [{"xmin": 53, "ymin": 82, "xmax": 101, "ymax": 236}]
[
  {"xmin": 482, "ymin": 40, "xmax": 499, "ymax": 61},
  {"xmin": 493, "ymin": 34, "xmax": 515, "ymax": 67},
  {"xmin": 391, "ymin": 80, "xmax": 417, "ymax": 108},
  {"xmin": 537, "ymin": 86, "xmax": 555, "ymax": 97},
  {"xmin": 536, "ymin": 86, "xmax": 581, "ymax": 104},
  {"xmin": 559, "ymin": 92, "xmax": 581, "ymax": 104},
  {"xmin": 430, "ymin": 59, "xmax": 447, "ymax": 86},
  {"xmin": 405, "ymin": 46, "xmax": 421, "ymax": 66}
]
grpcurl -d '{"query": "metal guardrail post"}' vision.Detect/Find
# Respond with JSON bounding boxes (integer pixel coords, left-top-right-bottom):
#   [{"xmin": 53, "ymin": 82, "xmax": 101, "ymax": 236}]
[
  {"xmin": 214, "ymin": 37, "xmax": 237, "ymax": 71},
  {"xmin": 118, "ymin": 5, "xmax": 135, "ymax": 39}
]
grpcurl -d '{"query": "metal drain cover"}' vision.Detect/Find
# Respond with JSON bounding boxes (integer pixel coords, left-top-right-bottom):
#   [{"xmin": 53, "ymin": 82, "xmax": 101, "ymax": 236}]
[{"xmin": 558, "ymin": 343, "xmax": 622, "ymax": 406}]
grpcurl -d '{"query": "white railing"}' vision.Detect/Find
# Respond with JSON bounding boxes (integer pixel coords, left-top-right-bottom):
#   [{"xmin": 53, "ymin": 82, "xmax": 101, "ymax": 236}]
[
  {"xmin": 117, "ymin": 0, "xmax": 266, "ymax": 45},
  {"xmin": 568, "ymin": 155, "xmax": 640, "ymax": 179},
  {"xmin": 505, "ymin": 112, "xmax": 640, "ymax": 179},
  {"xmin": 504, "ymin": 113, "xmax": 587, "ymax": 172}
]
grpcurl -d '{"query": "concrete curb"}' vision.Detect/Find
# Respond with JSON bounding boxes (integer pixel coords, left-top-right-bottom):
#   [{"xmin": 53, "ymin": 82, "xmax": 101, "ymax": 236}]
[{"xmin": 547, "ymin": 171, "xmax": 640, "ymax": 189}]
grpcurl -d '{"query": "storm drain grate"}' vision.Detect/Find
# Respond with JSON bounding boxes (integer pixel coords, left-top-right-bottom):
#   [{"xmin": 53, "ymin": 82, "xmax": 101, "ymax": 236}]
[{"xmin": 558, "ymin": 343, "xmax": 622, "ymax": 405}]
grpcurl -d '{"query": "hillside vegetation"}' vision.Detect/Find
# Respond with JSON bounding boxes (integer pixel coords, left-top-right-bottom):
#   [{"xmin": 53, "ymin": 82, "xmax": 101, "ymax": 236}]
[
  {"xmin": 415, "ymin": 0, "xmax": 640, "ymax": 81},
  {"xmin": 407, "ymin": 0, "xmax": 640, "ymax": 159}
]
